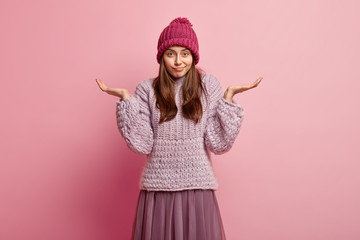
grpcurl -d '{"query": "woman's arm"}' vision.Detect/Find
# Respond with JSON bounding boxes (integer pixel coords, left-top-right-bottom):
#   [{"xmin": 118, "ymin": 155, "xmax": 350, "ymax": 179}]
[
  {"xmin": 116, "ymin": 80, "xmax": 154, "ymax": 155},
  {"xmin": 96, "ymin": 78, "xmax": 154, "ymax": 155},
  {"xmin": 204, "ymin": 76, "xmax": 262, "ymax": 154}
]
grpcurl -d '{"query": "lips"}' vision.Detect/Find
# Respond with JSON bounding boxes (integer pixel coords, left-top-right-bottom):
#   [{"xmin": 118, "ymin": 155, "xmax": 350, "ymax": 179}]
[{"xmin": 174, "ymin": 67, "xmax": 184, "ymax": 72}]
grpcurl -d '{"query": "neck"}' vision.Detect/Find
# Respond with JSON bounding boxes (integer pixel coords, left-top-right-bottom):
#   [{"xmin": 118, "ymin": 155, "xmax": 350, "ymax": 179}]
[{"xmin": 173, "ymin": 73, "xmax": 187, "ymax": 81}]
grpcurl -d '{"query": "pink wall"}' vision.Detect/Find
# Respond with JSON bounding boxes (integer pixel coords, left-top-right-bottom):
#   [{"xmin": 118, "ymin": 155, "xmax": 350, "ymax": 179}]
[{"xmin": 1, "ymin": 0, "xmax": 359, "ymax": 239}]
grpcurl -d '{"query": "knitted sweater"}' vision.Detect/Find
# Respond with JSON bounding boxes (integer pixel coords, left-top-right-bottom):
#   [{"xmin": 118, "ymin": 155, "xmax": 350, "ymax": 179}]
[{"xmin": 116, "ymin": 73, "xmax": 244, "ymax": 191}]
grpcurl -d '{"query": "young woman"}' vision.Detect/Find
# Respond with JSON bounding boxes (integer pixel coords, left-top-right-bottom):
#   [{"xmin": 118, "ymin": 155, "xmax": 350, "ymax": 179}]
[{"xmin": 96, "ymin": 17, "xmax": 262, "ymax": 240}]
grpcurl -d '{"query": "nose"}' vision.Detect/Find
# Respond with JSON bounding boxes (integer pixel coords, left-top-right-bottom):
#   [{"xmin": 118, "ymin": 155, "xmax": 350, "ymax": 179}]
[{"xmin": 175, "ymin": 55, "xmax": 181, "ymax": 65}]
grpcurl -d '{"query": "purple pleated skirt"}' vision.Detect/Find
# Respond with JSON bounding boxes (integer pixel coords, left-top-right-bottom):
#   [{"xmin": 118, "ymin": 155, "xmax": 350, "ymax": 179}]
[{"xmin": 131, "ymin": 189, "xmax": 226, "ymax": 240}]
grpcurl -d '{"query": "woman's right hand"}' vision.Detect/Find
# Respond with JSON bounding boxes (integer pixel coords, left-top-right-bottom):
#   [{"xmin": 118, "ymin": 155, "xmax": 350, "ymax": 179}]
[{"xmin": 96, "ymin": 78, "xmax": 131, "ymax": 100}]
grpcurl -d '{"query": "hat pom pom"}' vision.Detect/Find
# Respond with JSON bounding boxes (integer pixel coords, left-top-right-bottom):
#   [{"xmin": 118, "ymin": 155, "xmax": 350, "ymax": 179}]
[{"xmin": 170, "ymin": 17, "xmax": 193, "ymax": 27}]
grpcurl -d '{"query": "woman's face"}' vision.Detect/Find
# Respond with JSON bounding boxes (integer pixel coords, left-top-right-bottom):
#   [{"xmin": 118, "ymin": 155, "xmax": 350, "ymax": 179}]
[{"xmin": 163, "ymin": 46, "xmax": 193, "ymax": 78}]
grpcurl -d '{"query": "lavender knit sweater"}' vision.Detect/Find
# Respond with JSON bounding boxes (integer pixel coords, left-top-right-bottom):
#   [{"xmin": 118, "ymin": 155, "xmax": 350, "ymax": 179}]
[{"xmin": 116, "ymin": 73, "xmax": 244, "ymax": 191}]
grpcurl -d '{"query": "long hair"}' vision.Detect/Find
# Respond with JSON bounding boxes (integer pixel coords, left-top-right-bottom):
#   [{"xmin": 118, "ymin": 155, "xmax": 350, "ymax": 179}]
[{"xmin": 152, "ymin": 54, "xmax": 209, "ymax": 124}]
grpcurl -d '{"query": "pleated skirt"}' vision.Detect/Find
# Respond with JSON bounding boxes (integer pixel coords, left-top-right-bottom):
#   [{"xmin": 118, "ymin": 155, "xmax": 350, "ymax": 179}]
[{"xmin": 131, "ymin": 189, "xmax": 226, "ymax": 240}]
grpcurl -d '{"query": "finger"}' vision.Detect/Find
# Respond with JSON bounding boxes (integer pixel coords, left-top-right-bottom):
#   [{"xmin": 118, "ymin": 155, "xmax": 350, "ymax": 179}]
[
  {"xmin": 95, "ymin": 79, "xmax": 103, "ymax": 88},
  {"xmin": 250, "ymin": 77, "xmax": 263, "ymax": 88},
  {"xmin": 256, "ymin": 77, "xmax": 263, "ymax": 84},
  {"xmin": 96, "ymin": 79, "xmax": 103, "ymax": 86},
  {"xmin": 99, "ymin": 80, "xmax": 107, "ymax": 88},
  {"xmin": 253, "ymin": 77, "xmax": 262, "ymax": 84},
  {"xmin": 96, "ymin": 79, "xmax": 107, "ymax": 91}
]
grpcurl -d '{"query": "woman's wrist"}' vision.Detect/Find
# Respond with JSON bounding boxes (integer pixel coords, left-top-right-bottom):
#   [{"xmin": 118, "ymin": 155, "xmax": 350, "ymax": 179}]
[
  {"xmin": 122, "ymin": 92, "xmax": 131, "ymax": 100},
  {"xmin": 223, "ymin": 88, "xmax": 234, "ymax": 102}
]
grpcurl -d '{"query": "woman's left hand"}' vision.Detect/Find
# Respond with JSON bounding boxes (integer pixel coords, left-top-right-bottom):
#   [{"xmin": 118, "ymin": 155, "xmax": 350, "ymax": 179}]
[{"xmin": 224, "ymin": 76, "xmax": 263, "ymax": 102}]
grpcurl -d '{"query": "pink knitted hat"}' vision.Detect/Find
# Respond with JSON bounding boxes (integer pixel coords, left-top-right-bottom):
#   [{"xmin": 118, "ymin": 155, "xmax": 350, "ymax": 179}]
[{"xmin": 157, "ymin": 17, "xmax": 200, "ymax": 65}]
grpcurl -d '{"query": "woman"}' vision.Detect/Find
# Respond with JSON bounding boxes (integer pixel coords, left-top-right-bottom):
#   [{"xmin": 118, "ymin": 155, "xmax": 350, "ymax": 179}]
[{"xmin": 96, "ymin": 17, "xmax": 262, "ymax": 240}]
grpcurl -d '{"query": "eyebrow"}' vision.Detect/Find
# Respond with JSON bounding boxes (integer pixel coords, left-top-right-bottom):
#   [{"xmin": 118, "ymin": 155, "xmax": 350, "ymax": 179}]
[{"xmin": 167, "ymin": 48, "xmax": 190, "ymax": 52}]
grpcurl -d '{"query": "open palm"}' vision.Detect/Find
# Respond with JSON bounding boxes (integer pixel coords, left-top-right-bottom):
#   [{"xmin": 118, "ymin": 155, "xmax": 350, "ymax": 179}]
[
  {"xmin": 95, "ymin": 78, "xmax": 131, "ymax": 100},
  {"xmin": 224, "ymin": 77, "xmax": 263, "ymax": 99}
]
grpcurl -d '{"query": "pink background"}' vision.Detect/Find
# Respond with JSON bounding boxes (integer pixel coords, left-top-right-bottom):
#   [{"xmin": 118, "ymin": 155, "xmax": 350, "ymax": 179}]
[{"xmin": 1, "ymin": 0, "xmax": 359, "ymax": 239}]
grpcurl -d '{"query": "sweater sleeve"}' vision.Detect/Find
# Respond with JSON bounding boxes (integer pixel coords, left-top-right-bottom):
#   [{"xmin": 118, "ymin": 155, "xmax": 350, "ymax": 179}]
[
  {"xmin": 116, "ymin": 80, "xmax": 154, "ymax": 155},
  {"xmin": 204, "ymin": 75, "xmax": 244, "ymax": 155}
]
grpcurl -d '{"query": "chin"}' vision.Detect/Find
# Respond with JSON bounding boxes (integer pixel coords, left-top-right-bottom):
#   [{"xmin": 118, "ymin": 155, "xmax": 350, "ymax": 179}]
[{"xmin": 172, "ymin": 72, "xmax": 185, "ymax": 78}]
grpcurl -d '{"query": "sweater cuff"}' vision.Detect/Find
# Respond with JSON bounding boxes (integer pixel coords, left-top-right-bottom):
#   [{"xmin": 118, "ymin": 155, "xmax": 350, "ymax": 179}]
[
  {"xmin": 117, "ymin": 95, "xmax": 137, "ymax": 107},
  {"xmin": 116, "ymin": 95, "xmax": 140, "ymax": 124},
  {"xmin": 219, "ymin": 97, "xmax": 244, "ymax": 118}
]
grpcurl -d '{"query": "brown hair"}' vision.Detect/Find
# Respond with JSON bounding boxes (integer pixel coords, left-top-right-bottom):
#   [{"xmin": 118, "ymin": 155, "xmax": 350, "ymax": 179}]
[{"xmin": 152, "ymin": 54, "xmax": 209, "ymax": 124}]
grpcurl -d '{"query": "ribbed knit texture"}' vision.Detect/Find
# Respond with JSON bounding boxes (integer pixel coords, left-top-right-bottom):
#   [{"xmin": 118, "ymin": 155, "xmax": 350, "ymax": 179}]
[{"xmin": 116, "ymin": 74, "xmax": 244, "ymax": 191}]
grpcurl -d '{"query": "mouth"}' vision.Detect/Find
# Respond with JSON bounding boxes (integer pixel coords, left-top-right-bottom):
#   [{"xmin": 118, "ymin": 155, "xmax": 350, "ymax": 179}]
[{"xmin": 174, "ymin": 67, "xmax": 184, "ymax": 72}]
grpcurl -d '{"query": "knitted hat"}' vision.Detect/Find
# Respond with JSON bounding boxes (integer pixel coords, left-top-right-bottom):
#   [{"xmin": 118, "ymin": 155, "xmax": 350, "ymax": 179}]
[{"xmin": 157, "ymin": 17, "xmax": 200, "ymax": 65}]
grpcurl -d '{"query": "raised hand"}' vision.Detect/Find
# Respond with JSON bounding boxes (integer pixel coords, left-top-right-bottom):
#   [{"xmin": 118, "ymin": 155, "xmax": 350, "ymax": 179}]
[
  {"xmin": 96, "ymin": 78, "xmax": 131, "ymax": 100},
  {"xmin": 223, "ymin": 77, "xmax": 263, "ymax": 102}
]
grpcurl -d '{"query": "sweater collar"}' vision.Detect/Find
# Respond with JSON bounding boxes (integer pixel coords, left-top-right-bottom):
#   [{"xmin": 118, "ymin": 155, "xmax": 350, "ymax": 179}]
[{"xmin": 173, "ymin": 73, "xmax": 187, "ymax": 83}]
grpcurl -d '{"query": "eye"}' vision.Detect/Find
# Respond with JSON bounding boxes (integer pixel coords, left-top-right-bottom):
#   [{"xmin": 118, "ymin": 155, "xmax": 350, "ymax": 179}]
[
  {"xmin": 183, "ymin": 52, "xmax": 190, "ymax": 56},
  {"xmin": 167, "ymin": 52, "xmax": 174, "ymax": 56}
]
